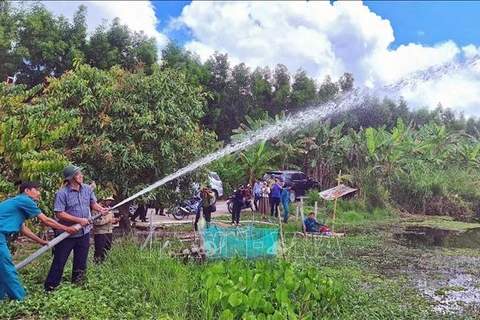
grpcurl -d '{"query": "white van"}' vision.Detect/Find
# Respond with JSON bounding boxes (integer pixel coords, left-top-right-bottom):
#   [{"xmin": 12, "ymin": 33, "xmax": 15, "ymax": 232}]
[
  {"xmin": 208, "ymin": 171, "xmax": 224, "ymax": 202},
  {"xmin": 191, "ymin": 171, "xmax": 224, "ymax": 203}
]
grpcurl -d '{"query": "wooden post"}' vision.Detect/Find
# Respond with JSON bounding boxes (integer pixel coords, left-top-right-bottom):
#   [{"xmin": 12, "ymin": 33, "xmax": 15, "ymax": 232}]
[
  {"xmin": 332, "ymin": 170, "xmax": 342, "ymax": 233},
  {"xmin": 323, "ymin": 199, "xmax": 327, "ymax": 222},
  {"xmin": 141, "ymin": 208, "xmax": 156, "ymax": 250},
  {"xmin": 300, "ymin": 197, "xmax": 304, "ymax": 220},
  {"xmin": 277, "ymin": 211, "xmax": 286, "ymax": 260},
  {"xmin": 314, "ymin": 201, "xmax": 318, "ymax": 216},
  {"xmin": 300, "ymin": 197, "xmax": 305, "ymax": 235},
  {"xmin": 296, "ymin": 205, "xmax": 300, "ymax": 223}
]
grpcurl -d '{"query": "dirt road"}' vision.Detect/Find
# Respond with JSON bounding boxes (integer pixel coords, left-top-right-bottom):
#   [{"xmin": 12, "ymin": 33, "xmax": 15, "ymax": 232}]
[{"xmin": 132, "ymin": 200, "xmax": 232, "ymax": 227}]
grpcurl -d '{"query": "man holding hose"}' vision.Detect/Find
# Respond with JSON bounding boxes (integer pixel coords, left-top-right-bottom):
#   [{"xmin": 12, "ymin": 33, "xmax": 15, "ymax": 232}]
[
  {"xmin": 44, "ymin": 165, "xmax": 109, "ymax": 292},
  {"xmin": 0, "ymin": 181, "xmax": 78, "ymax": 301}
]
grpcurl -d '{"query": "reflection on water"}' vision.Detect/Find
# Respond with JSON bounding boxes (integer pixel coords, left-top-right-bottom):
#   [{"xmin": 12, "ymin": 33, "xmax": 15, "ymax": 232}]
[{"xmin": 396, "ymin": 226, "xmax": 480, "ymax": 249}]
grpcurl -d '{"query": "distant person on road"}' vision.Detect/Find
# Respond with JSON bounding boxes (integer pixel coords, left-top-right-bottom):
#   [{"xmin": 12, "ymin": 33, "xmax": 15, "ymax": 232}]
[
  {"xmin": 195, "ymin": 185, "xmax": 215, "ymax": 231},
  {"xmin": 253, "ymin": 178, "xmax": 262, "ymax": 211},
  {"xmin": 44, "ymin": 165, "xmax": 109, "ymax": 292},
  {"xmin": 232, "ymin": 186, "xmax": 244, "ymax": 227},
  {"xmin": 0, "ymin": 181, "xmax": 77, "ymax": 301},
  {"xmin": 93, "ymin": 196, "xmax": 119, "ymax": 263},
  {"xmin": 130, "ymin": 202, "xmax": 147, "ymax": 223},
  {"xmin": 281, "ymin": 184, "xmax": 292, "ymax": 223}
]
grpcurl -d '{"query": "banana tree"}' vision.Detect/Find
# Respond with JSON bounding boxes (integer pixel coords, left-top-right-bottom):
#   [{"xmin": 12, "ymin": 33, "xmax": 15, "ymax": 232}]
[{"xmin": 238, "ymin": 140, "xmax": 277, "ymax": 186}]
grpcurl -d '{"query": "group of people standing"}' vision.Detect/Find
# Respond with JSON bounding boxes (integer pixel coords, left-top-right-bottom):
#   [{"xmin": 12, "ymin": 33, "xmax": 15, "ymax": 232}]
[
  {"xmin": 252, "ymin": 176, "xmax": 292, "ymax": 223},
  {"xmin": 1, "ymin": 164, "xmax": 113, "ymax": 301}
]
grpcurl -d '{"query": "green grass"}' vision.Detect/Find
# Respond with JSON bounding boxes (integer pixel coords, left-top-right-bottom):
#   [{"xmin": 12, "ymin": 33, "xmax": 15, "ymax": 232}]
[
  {"xmin": 2, "ymin": 210, "xmax": 480, "ymax": 320},
  {"xmin": 406, "ymin": 215, "xmax": 480, "ymax": 230}
]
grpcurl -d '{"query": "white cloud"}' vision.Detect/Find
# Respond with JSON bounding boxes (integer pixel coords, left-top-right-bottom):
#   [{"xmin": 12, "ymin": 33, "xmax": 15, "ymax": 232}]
[
  {"xmin": 462, "ymin": 44, "xmax": 480, "ymax": 58},
  {"xmin": 41, "ymin": 1, "xmax": 167, "ymax": 45},
  {"xmin": 173, "ymin": 1, "xmax": 480, "ymax": 116}
]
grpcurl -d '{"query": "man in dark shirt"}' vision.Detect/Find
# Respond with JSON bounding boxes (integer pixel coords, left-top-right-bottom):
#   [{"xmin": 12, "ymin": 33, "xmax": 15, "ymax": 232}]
[
  {"xmin": 232, "ymin": 186, "xmax": 245, "ymax": 227},
  {"xmin": 44, "ymin": 165, "xmax": 108, "ymax": 291}
]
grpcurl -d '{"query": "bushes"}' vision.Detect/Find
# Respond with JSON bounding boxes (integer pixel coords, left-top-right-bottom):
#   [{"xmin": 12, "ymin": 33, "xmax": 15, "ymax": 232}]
[
  {"xmin": 199, "ymin": 258, "xmax": 345, "ymax": 319},
  {"xmin": 305, "ymin": 188, "xmax": 322, "ymax": 206},
  {"xmin": 390, "ymin": 167, "xmax": 480, "ymax": 221}
]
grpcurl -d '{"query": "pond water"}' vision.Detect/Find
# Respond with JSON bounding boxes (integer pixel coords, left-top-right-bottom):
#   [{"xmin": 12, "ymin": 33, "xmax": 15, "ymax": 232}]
[
  {"xmin": 396, "ymin": 226, "xmax": 480, "ymax": 249},
  {"xmin": 396, "ymin": 226, "xmax": 480, "ymax": 314},
  {"xmin": 417, "ymin": 271, "xmax": 480, "ymax": 314}
]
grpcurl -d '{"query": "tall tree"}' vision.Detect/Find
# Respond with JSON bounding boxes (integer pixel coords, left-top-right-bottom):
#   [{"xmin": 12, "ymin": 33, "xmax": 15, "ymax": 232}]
[
  {"xmin": 338, "ymin": 72, "xmax": 355, "ymax": 92},
  {"xmin": 290, "ymin": 68, "xmax": 318, "ymax": 112},
  {"xmin": 161, "ymin": 40, "xmax": 210, "ymax": 85},
  {"xmin": 0, "ymin": 0, "xmax": 23, "ymax": 82},
  {"xmin": 228, "ymin": 62, "xmax": 252, "ymax": 121},
  {"xmin": 44, "ymin": 63, "xmax": 217, "ymax": 231},
  {"xmin": 317, "ymin": 75, "xmax": 339, "ymax": 104},
  {"xmin": 204, "ymin": 52, "xmax": 231, "ymax": 140},
  {"xmin": 2, "ymin": 3, "xmax": 88, "ymax": 87},
  {"xmin": 86, "ymin": 17, "xmax": 157, "ymax": 73},
  {"xmin": 15, "ymin": 3, "xmax": 70, "ymax": 86},
  {"xmin": 271, "ymin": 64, "xmax": 291, "ymax": 116},
  {"xmin": 249, "ymin": 66, "xmax": 273, "ymax": 118}
]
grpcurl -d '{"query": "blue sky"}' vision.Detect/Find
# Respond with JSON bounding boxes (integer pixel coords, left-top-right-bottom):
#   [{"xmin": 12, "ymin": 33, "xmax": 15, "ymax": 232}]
[
  {"xmin": 154, "ymin": 1, "xmax": 191, "ymax": 44},
  {"xmin": 364, "ymin": 1, "xmax": 480, "ymax": 48},
  {"xmin": 153, "ymin": 1, "xmax": 480, "ymax": 48}
]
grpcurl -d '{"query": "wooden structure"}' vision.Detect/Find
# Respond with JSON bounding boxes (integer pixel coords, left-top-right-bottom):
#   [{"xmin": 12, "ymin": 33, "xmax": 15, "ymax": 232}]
[
  {"xmin": 295, "ymin": 232, "xmax": 345, "ymax": 238},
  {"xmin": 319, "ymin": 171, "xmax": 357, "ymax": 232}
]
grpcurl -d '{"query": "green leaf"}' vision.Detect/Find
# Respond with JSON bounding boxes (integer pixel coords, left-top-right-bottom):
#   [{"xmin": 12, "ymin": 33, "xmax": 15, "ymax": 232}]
[
  {"xmin": 247, "ymin": 289, "xmax": 262, "ymax": 309},
  {"xmin": 228, "ymin": 292, "xmax": 244, "ymax": 308},
  {"xmin": 275, "ymin": 285, "xmax": 289, "ymax": 304},
  {"xmin": 262, "ymin": 301, "xmax": 275, "ymax": 314},
  {"xmin": 206, "ymin": 275, "xmax": 217, "ymax": 289},
  {"xmin": 219, "ymin": 309, "xmax": 234, "ymax": 320}
]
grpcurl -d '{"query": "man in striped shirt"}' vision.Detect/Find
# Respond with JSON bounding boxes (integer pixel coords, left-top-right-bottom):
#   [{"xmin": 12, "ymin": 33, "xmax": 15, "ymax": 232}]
[{"xmin": 44, "ymin": 165, "xmax": 109, "ymax": 291}]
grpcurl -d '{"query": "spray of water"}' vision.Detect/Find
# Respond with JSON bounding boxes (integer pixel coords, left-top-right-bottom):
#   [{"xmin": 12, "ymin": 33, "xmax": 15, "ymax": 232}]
[
  {"xmin": 112, "ymin": 55, "xmax": 480, "ymax": 210},
  {"xmin": 376, "ymin": 54, "xmax": 480, "ymax": 97}
]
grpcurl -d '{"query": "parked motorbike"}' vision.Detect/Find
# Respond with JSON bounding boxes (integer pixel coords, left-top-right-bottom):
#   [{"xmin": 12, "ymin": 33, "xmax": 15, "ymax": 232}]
[
  {"xmin": 171, "ymin": 195, "xmax": 202, "ymax": 220},
  {"xmin": 227, "ymin": 193, "xmax": 254, "ymax": 214}
]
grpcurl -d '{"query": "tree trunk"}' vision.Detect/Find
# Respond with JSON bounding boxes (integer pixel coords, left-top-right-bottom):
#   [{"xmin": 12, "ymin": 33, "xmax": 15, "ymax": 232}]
[
  {"xmin": 118, "ymin": 205, "xmax": 132, "ymax": 234},
  {"xmin": 116, "ymin": 194, "xmax": 132, "ymax": 234}
]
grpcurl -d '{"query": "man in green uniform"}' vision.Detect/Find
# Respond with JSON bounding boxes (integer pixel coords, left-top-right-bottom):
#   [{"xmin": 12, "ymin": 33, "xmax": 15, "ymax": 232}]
[{"xmin": 0, "ymin": 181, "xmax": 77, "ymax": 301}]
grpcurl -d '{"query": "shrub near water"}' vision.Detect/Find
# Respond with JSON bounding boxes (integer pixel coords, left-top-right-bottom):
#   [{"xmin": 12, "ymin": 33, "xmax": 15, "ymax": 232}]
[
  {"xmin": 390, "ymin": 167, "xmax": 480, "ymax": 220},
  {"xmin": 199, "ymin": 257, "xmax": 345, "ymax": 320}
]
